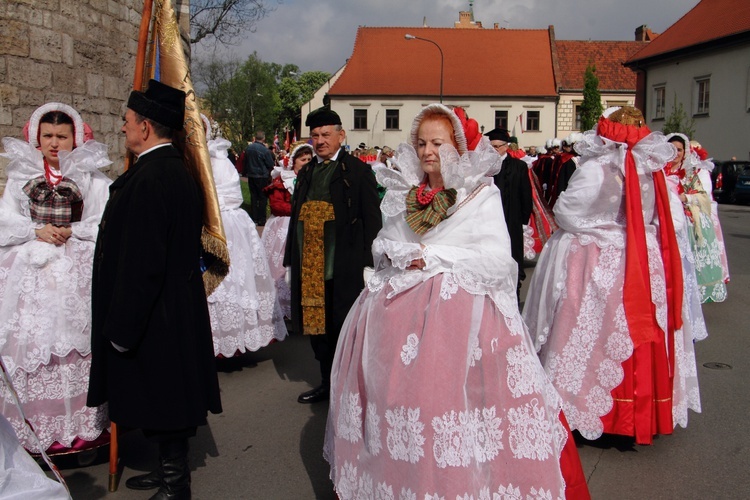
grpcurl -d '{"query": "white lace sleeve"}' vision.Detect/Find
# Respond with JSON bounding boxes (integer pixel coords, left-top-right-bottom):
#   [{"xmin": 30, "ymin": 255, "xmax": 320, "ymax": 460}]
[
  {"xmin": 0, "ymin": 181, "xmax": 36, "ymax": 246},
  {"xmin": 631, "ymin": 132, "xmax": 677, "ymax": 173},
  {"xmin": 58, "ymin": 140, "xmax": 113, "ymax": 241},
  {"xmin": 1, "ymin": 138, "xmax": 43, "ymax": 181},
  {"xmin": 70, "ymin": 172, "xmax": 111, "ymax": 241}
]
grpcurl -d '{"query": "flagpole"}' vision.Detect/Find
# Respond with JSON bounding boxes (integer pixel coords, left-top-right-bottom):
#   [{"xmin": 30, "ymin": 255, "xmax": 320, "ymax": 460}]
[{"xmin": 109, "ymin": 0, "xmax": 154, "ymax": 492}]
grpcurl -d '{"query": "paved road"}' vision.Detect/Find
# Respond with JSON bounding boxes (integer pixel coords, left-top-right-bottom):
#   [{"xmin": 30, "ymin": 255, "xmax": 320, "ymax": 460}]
[{"xmin": 57, "ymin": 204, "xmax": 750, "ymax": 499}]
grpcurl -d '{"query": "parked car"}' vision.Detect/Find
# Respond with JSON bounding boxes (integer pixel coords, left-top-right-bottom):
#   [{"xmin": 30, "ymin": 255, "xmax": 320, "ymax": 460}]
[
  {"xmin": 733, "ymin": 165, "xmax": 750, "ymax": 204},
  {"xmin": 711, "ymin": 160, "xmax": 750, "ymax": 203}
]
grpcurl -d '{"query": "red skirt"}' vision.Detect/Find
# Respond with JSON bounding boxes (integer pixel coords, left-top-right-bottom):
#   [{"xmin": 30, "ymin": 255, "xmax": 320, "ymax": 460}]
[
  {"xmin": 600, "ymin": 336, "xmax": 674, "ymax": 445},
  {"xmin": 559, "ymin": 413, "xmax": 591, "ymax": 500}
]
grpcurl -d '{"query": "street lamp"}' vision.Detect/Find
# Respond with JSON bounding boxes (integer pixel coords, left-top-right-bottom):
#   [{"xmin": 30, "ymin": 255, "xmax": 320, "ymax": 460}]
[{"xmin": 405, "ymin": 33, "xmax": 444, "ymax": 103}]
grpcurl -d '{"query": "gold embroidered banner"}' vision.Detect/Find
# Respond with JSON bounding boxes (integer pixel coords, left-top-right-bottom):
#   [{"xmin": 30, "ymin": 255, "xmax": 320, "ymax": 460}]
[{"xmin": 153, "ymin": 0, "xmax": 229, "ymax": 295}]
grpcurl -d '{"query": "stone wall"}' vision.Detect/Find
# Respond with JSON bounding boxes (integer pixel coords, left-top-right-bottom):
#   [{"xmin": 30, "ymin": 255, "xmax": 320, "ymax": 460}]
[
  {"xmin": 0, "ymin": 0, "xmax": 146, "ymax": 185},
  {"xmin": 0, "ymin": 0, "xmax": 191, "ymax": 190}
]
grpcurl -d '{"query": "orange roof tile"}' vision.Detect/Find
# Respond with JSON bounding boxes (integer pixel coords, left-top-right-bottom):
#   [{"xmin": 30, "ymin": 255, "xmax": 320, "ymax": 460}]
[
  {"xmin": 627, "ymin": 0, "xmax": 750, "ymax": 64},
  {"xmin": 329, "ymin": 27, "xmax": 557, "ymax": 98},
  {"xmin": 556, "ymin": 41, "xmax": 648, "ymax": 91}
]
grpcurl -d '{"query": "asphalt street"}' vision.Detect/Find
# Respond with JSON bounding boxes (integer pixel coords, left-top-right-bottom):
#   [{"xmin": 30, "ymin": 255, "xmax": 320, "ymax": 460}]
[{"xmin": 56, "ymin": 204, "xmax": 750, "ymax": 499}]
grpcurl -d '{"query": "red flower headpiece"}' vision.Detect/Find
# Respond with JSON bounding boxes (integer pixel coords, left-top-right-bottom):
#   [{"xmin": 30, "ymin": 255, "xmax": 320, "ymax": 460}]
[{"xmin": 452, "ymin": 107, "xmax": 481, "ymax": 151}]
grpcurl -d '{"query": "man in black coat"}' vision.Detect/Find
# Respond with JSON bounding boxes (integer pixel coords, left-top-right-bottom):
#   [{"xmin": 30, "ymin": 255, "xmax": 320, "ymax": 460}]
[
  {"xmin": 284, "ymin": 107, "xmax": 382, "ymax": 404},
  {"xmin": 486, "ymin": 128, "xmax": 533, "ymax": 302},
  {"xmin": 87, "ymin": 79, "xmax": 222, "ymax": 499}
]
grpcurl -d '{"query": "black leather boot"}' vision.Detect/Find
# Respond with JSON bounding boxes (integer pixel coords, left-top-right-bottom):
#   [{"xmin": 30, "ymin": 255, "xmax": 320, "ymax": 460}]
[
  {"xmin": 126, "ymin": 468, "xmax": 161, "ymax": 490},
  {"xmin": 148, "ymin": 438, "xmax": 191, "ymax": 500}
]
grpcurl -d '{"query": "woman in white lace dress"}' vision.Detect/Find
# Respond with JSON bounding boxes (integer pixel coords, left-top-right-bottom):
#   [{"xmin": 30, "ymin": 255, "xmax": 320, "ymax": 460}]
[
  {"xmin": 324, "ymin": 104, "xmax": 589, "ymax": 499},
  {"xmin": 260, "ymin": 141, "xmax": 312, "ymax": 319},
  {"xmin": 201, "ymin": 115, "xmax": 287, "ymax": 357},
  {"xmin": 523, "ymin": 107, "xmax": 700, "ymax": 446},
  {"xmin": 0, "ymin": 103, "xmax": 111, "ymax": 453}
]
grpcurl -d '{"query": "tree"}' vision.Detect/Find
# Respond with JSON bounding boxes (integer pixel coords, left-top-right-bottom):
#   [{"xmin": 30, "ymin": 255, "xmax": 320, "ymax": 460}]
[
  {"xmin": 278, "ymin": 70, "xmax": 332, "ymax": 135},
  {"xmin": 190, "ymin": 0, "xmax": 278, "ymax": 46},
  {"xmin": 195, "ymin": 53, "xmax": 281, "ymax": 151},
  {"xmin": 579, "ymin": 64, "xmax": 603, "ymax": 131},
  {"xmin": 662, "ymin": 93, "xmax": 696, "ymax": 137}
]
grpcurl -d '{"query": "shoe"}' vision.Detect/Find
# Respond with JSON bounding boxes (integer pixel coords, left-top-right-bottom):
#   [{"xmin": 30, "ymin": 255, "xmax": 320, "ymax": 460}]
[
  {"xmin": 126, "ymin": 470, "xmax": 161, "ymax": 490},
  {"xmin": 297, "ymin": 385, "xmax": 329, "ymax": 404}
]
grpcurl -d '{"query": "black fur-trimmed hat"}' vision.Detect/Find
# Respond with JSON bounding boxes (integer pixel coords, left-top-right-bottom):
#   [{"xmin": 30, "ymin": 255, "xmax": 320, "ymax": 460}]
[
  {"xmin": 305, "ymin": 106, "xmax": 342, "ymax": 129},
  {"xmin": 127, "ymin": 79, "xmax": 186, "ymax": 131}
]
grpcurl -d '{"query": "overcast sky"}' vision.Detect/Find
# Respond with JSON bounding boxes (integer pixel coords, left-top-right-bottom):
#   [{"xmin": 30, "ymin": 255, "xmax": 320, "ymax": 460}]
[{"xmin": 193, "ymin": 0, "xmax": 700, "ymax": 73}]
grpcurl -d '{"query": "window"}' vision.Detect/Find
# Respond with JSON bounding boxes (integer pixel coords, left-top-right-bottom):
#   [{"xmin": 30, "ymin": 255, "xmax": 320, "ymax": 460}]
[
  {"xmin": 385, "ymin": 109, "xmax": 399, "ymax": 130},
  {"xmin": 654, "ymin": 86, "xmax": 666, "ymax": 119},
  {"xmin": 574, "ymin": 104, "xmax": 582, "ymax": 130},
  {"xmin": 353, "ymin": 109, "xmax": 368, "ymax": 130},
  {"xmin": 495, "ymin": 110, "xmax": 508, "ymax": 130},
  {"xmin": 526, "ymin": 110, "xmax": 540, "ymax": 131},
  {"xmin": 695, "ymin": 78, "xmax": 710, "ymax": 115}
]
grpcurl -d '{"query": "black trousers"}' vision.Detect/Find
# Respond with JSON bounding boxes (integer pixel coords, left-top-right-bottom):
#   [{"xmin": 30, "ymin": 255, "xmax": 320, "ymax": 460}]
[
  {"xmin": 308, "ymin": 280, "xmax": 346, "ymax": 388},
  {"xmin": 142, "ymin": 427, "xmax": 197, "ymax": 443},
  {"xmin": 247, "ymin": 176, "xmax": 269, "ymax": 226}
]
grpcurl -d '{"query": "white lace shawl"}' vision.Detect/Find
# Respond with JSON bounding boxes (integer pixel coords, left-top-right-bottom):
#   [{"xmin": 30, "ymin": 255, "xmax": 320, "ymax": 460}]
[
  {"xmin": 555, "ymin": 129, "xmax": 676, "ymax": 249},
  {"xmin": 0, "ymin": 137, "xmax": 112, "ymax": 245},
  {"xmin": 368, "ymin": 138, "xmax": 519, "ymax": 316},
  {"xmin": 208, "ymin": 137, "xmax": 244, "ymax": 212}
]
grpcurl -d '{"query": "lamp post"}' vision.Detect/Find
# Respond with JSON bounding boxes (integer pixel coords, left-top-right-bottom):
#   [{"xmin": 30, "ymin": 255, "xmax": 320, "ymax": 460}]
[{"xmin": 405, "ymin": 33, "xmax": 444, "ymax": 103}]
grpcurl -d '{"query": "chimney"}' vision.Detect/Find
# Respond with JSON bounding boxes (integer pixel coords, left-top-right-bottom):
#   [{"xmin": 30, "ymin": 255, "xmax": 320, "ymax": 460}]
[{"xmin": 635, "ymin": 25, "xmax": 657, "ymax": 41}]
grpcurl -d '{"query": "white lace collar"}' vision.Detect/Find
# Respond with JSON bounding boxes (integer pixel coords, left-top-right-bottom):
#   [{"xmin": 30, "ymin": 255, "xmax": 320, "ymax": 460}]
[{"xmin": 376, "ymin": 137, "xmax": 501, "ymax": 219}]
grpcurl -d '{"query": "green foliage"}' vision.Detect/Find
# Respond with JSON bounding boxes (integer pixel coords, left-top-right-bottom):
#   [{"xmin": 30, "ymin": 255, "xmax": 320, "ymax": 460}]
[
  {"xmin": 580, "ymin": 64, "xmax": 603, "ymax": 131},
  {"xmin": 194, "ymin": 53, "xmax": 329, "ymax": 152},
  {"xmin": 278, "ymin": 71, "xmax": 331, "ymax": 132},
  {"xmin": 662, "ymin": 93, "xmax": 696, "ymax": 137}
]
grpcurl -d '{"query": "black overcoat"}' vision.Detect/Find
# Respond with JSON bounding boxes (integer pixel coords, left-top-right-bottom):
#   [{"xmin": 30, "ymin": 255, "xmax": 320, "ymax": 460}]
[
  {"xmin": 87, "ymin": 145, "xmax": 222, "ymax": 430},
  {"xmin": 283, "ymin": 148, "xmax": 382, "ymax": 337},
  {"xmin": 493, "ymin": 155, "xmax": 533, "ymax": 279}
]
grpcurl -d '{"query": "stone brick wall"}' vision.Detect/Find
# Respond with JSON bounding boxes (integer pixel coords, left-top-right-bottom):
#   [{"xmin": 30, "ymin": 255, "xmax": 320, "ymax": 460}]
[
  {"xmin": 0, "ymin": 0, "xmax": 190, "ymax": 191},
  {"xmin": 0, "ymin": 0, "xmax": 147, "ymax": 186}
]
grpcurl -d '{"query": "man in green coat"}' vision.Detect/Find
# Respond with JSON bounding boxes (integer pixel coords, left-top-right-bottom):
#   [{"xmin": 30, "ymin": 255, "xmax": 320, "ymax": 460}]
[{"xmin": 284, "ymin": 107, "xmax": 382, "ymax": 404}]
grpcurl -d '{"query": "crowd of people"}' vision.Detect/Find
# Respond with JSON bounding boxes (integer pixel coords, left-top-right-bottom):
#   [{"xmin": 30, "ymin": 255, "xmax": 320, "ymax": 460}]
[{"xmin": 0, "ymin": 78, "xmax": 730, "ymax": 498}]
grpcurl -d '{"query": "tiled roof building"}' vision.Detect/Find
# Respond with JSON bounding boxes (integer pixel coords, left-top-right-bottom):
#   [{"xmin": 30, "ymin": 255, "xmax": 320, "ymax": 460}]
[
  {"xmin": 302, "ymin": 13, "xmax": 648, "ymax": 151},
  {"xmin": 625, "ymin": 0, "xmax": 750, "ymax": 160}
]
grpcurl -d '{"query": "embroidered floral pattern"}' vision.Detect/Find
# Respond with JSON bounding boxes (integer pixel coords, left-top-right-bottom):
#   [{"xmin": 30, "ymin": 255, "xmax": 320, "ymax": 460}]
[
  {"xmin": 399, "ymin": 487, "xmax": 417, "ymax": 500},
  {"xmin": 337, "ymin": 461, "xmax": 359, "ymax": 499},
  {"xmin": 439, "ymin": 272, "xmax": 459, "ymax": 300},
  {"xmin": 208, "ymin": 207, "xmax": 287, "ymax": 356},
  {"xmin": 400, "ymin": 334, "xmax": 420, "ymax": 366},
  {"xmin": 337, "ymin": 391, "xmax": 363, "ymax": 443},
  {"xmin": 492, "ymin": 483, "xmax": 523, "ymax": 499},
  {"xmin": 503, "ymin": 313, "xmax": 524, "ymax": 337},
  {"xmin": 366, "ymin": 402, "xmax": 382, "ymax": 456},
  {"xmin": 545, "ymin": 245, "xmax": 621, "ymax": 396},
  {"xmin": 506, "ymin": 345, "xmax": 544, "ymax": 398},
  {"xmin": 432, "ymin": 406, "xmax": 504, "ymax": 468},
  {"xmin": 375, "ymin": 481, "xmax": 395, "ymax": 500},
  {"xmin": 468, "ymin": 334, "xmax": 482, "ymax": 367},
  {"xmin": 507, "ymin": 399, "xmax": 554, "ymax": 461},
  {"xmin": 385, "ymin": 406, "xmax": 425, "ymax": 464}
]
